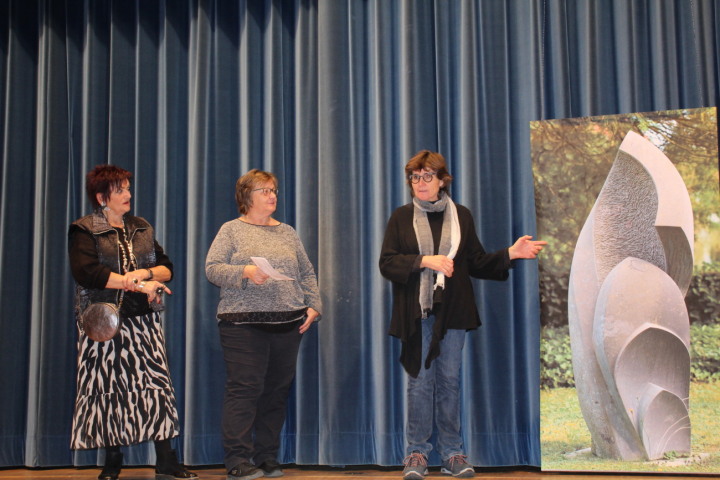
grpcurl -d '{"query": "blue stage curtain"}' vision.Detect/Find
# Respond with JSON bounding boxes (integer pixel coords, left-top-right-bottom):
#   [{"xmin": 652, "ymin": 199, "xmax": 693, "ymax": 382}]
[{"xmin": 0, "ymin": 0, "xmax": 717, "ymax": 468}]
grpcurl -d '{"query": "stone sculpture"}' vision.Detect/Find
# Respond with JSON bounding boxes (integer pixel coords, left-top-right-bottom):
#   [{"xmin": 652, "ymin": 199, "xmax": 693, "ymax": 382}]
[{"xmin": 567, "ymin": 130, "xmax": 693, "ymax": 460}]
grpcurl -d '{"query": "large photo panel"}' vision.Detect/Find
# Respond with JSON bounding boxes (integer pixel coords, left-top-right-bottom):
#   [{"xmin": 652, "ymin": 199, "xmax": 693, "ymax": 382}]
[{"xmin": 531, "ymin": 108, "xmax": 719, "ymax": 474}]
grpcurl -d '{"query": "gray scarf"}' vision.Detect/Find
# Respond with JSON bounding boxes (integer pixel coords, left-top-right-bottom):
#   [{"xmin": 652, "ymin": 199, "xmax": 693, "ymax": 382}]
[{"xmin": 412, "ymin": 192, "xmax": 461, "ymax": 317}]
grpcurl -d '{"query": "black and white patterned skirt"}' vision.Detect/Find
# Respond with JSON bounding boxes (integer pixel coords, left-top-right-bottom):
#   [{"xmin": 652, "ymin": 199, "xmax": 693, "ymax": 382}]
[{"xmin": 71, "ymin": 311, "xmax": 180, "ymax": 449}]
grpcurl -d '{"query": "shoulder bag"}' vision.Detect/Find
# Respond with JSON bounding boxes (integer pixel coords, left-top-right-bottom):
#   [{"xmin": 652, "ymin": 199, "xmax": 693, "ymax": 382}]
[{"xmin": 80, "ymin": 291, "xmax": 124, "ymax": 342}]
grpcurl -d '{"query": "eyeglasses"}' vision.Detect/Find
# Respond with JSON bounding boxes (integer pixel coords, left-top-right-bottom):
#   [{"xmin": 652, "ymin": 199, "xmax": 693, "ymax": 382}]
[
  {"xmin": 408, "ymin": 172, "xmax": 438, "ymax": 184},
  {"xmin": 252, "ymin": 187, "xmax": 279, "ymax": 196}
]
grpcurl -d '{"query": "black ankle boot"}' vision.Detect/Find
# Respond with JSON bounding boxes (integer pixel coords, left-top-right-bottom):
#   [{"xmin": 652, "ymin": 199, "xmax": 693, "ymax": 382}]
[
  {"xmin": 98, "ymin": 450, "xmax": 123, "ymax": 480},
  {"xmin": 155, "ymin": 449, "xmax": 198, "ymax": 480}
]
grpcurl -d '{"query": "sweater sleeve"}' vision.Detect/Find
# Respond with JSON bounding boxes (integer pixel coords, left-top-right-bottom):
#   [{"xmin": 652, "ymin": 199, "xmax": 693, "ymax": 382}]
[
  {"xmin": 461, "ymin": 209, "xmax": 511, "ymax": 280},
  {"xmin": 153, "ymin": 239, "xmax": 174, "ymax": 279},
  {"xmin": 293, "ymin": 232, "xmax": 323, "ymax": 315},
  {"xmin": 68, "ymin": 226, "xmax": 113, "ymax": 289},
  {"xmin": 379, "ymin": 207, "xmax": 422, "ymax": 284},
  {"xmin": 205, "ymin": 222, "xmax": 247, "ymax": 289}
]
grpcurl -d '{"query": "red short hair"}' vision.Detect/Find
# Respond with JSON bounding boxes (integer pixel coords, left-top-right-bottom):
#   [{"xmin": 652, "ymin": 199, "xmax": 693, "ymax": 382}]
[{"xmin": 86, "ymin": 165, "xmax": 133, "ymax": 210}]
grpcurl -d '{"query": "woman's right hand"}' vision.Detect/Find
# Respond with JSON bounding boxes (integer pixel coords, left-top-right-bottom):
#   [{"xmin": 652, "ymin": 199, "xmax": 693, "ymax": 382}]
[
  {"xmin": 420, "ymin": 255, "xmax": 454, "ymax": 277},
  {"xmin": 134, "ymin": 279, "xmax": 172, "ymax": 303},
  {"xmin": 243, "ymin": 265, "xmax": 270, "ymax": 285}
]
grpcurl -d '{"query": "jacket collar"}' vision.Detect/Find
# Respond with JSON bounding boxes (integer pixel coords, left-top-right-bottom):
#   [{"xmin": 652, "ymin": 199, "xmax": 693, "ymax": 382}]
[{"xmin": 88, "ymin": 211, "xmax": 149, "ymax": 237}]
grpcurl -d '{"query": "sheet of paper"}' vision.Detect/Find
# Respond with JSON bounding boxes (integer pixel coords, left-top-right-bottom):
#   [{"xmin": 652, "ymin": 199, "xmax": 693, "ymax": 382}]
[{"xmin": 250, "ymin": 257, "xmax": 294, "ymax": 281}]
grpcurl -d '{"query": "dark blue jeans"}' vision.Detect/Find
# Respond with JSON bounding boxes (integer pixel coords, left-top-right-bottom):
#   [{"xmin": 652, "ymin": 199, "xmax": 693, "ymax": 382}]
[
  {"xmin": 219, "ymin": 322, "xmax": 302, "ymax": 471},
  {"xmin": 406, "ymin": 316, "xmax": 466, "ymax": 461}
]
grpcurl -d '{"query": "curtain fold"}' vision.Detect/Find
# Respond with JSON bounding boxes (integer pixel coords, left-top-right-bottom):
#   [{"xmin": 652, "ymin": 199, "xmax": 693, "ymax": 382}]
[{"xmin": 1, "ymin": 0, "xmax": 718, "ymax": 468}]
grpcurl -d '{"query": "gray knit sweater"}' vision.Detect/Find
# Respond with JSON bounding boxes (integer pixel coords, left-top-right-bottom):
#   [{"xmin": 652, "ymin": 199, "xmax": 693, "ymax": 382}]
[{"xmin": 205, "ymin": 219, "xmax": 322, "ymax": 322}]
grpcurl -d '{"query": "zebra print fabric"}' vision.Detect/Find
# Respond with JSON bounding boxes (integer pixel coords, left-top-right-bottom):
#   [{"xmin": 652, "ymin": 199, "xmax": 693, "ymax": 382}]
[{"xmin": 71, "ymin": 311, "xmax": 180, "ymax": 449}]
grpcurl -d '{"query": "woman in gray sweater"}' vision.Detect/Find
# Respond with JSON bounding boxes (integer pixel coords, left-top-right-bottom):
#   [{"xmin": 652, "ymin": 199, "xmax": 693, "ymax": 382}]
[{"xmin": 206, "ymin": 169, "xmax": 322, "ymax": 480}]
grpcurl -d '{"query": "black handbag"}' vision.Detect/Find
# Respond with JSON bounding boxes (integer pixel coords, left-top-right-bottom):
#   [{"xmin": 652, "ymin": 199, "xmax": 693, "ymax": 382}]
[{"xmin": 80, "ymin": 291, "xmax": 124, "ymax": 342}]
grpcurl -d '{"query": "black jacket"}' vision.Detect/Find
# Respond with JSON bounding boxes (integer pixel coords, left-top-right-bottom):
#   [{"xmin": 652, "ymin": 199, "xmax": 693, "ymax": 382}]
[{"xmin": 379, "ymin": 202, "xmax": 511, "ymax": 377}]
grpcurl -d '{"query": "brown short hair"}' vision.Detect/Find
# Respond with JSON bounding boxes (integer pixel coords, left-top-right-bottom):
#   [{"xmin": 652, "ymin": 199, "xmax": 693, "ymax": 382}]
[
  {"xmin": 404, "ymin": 150, "xmax": 453, "ymax": 195},
  {"xmin": 235, "ymin": 169, "xmax": 278, "ymax": 215},
  {"xmin": 86, "ymin": 164, "xmax": 133, "ymax": 210}
]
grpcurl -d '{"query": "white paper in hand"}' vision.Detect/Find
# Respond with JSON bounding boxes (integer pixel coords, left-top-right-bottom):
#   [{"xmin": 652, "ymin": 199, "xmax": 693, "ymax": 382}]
[{"xmin": 250, "ymin": 257, "xmax": 294, "ymax": 281}]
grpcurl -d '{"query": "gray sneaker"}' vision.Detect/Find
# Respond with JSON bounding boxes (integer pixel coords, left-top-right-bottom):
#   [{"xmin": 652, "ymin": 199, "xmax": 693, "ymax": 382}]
[
  {"xmin": 402, "ymin": 452, "xmax": 428, "ymax": 480},
  {"xmin": 258, "ymin": 459, "xmax": 283, "ymax": 478},
  {"xmin": 441, "ymin": 454, "xmax": 474, "ymax": 478},
  {"xmin": 228, "ymin": 462, "xmax": 264, "ymax": 480}
]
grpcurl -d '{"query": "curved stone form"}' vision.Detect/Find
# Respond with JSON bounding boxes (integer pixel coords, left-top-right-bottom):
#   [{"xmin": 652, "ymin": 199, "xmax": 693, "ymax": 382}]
[{"xmin": 567, "ymin": 131, "xmax": 693, "ymax": 460}]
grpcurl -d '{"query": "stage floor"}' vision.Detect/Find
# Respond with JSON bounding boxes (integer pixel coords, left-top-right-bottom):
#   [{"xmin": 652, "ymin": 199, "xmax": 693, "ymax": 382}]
[{"xmin": 0, "ymin": 466, "xmax": 710, "ymax": 480}]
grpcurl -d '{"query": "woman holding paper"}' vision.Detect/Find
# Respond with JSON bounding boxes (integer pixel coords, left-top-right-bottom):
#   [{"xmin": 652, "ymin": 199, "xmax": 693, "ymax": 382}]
[{"xmin": 205, "ymin": 169, "xmax": 322, "ymax": 480}]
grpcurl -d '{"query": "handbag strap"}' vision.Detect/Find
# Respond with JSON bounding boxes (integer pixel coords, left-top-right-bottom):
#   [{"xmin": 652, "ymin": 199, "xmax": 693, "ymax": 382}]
[{"xmin": 116, "ymin": 289, "xmax": 125, "ymax": 310}]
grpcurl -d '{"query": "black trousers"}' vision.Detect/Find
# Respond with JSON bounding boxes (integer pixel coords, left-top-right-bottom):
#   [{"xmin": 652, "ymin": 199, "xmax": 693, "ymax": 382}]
[{"xmin": 219, "ymin": 321, "xmax": 302, "ymax": 471}]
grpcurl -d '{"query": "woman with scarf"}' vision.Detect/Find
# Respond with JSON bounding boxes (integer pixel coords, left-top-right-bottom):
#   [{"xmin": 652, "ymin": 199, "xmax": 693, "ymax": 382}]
[
  {"xmin": 68, "ymin": 165, "xmax": 196, "ymax": 480},
  {"xmin": 379, "ymin": 151, "xmax": 546, "ymax": 480}
]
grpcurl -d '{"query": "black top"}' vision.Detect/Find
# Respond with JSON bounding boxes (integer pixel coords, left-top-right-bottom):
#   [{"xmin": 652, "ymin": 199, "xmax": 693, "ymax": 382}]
[
  {"xmin": 69, "ymin": 215, "xmax": 173, "ymax": 317},
  {"xmin": 69, "ymin": 228, "xmax": 172, "ymax": 289},
  {"xmin": 379, "ymin": 202, "xmax": 512, "ymax": 377}
]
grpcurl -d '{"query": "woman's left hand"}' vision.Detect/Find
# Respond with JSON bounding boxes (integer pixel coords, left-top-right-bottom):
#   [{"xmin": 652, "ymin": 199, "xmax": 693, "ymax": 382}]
[
  {"xmin": 134, "ymin": 279, "xmax": 172, "ymax": 303},
  {"xmin": 299, "ymin": 307, "xmax": 320, "ymax": 334},
  {"xmin": 123, "ymin": 270, "xmax": 149, "ymax": 291}
]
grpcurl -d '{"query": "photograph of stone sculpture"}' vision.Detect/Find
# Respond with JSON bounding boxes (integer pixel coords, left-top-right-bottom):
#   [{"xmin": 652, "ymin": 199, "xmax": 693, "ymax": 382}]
[{"xmin": 530, "ymin": 107, "xmax": 719, "ymax": 474}]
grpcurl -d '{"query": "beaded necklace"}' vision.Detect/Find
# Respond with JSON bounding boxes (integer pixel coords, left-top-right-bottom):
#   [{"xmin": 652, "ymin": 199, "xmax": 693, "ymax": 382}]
[{"xmin": 118, "ymin": 222, "xmax": 138, "ymax": 274}]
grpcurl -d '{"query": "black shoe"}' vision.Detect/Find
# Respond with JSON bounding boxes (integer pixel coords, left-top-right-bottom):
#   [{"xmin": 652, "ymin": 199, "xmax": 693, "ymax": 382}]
[
  {"xmin": 228, "ymin": 462, "xmax": 264, "ymax": 480},
  {"xmin": 155, "ymin": 449, "xmax": 198, "ymax": 480},
  {"xmin": 257, "ymin": 459, "xmax": 283, "ymax": 477},
  {"xmin": 98, "ymin": 451, "xmax": 123, "ymax": 480}
]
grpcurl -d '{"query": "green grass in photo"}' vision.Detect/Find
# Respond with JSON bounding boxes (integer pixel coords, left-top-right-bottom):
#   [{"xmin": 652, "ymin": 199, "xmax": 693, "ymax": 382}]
[
  {"xmin": 540, "ymin": 322, "xmax": 720, "ymax": 473},
  {"xmin": 541, "ymin": 383, "xmax": 720, "ymax": 473}
]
